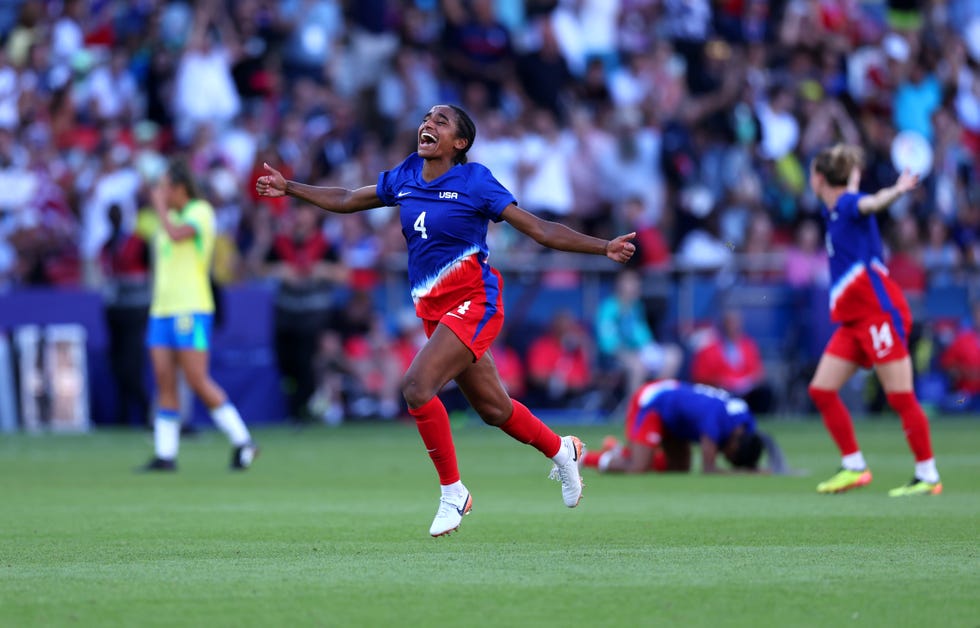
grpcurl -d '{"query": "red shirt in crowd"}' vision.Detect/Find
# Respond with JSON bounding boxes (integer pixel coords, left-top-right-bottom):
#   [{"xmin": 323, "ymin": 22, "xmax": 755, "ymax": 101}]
[
  {"xmin": 690, "ymin": 332, "xmax": 765, "ymax": 394},
  {"xmin": 940, "ymin": 329, "xmax": 980, "ymax": 394},
  {"xmin": 527, "ymin": 334, "xmax": 592, "ymax": 392}
]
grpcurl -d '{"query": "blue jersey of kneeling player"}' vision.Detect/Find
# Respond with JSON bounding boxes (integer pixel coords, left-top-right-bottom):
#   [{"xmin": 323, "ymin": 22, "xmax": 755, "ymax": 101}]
[
  {"xmin": 377, "ymin": 153, "xmax": 516, "ymax": 321},
  {"xmin": 628, "ymin": 380, "xmax": 756, "ymax": 446}
]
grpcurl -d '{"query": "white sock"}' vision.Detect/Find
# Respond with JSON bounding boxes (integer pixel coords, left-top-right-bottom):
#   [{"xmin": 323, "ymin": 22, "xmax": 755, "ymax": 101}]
[
  {"xmin": 915, "ymin": 459, "xmax": 939, "ymax": 483},
  {"xmin": 552, "ymin": 437, "xmax": 571, "ymax": 465},
  {"xmin": 210, "ymin": 402, "xmax": 251, "ymax": 446},
  {"xmin": 841, "ymin": 452, "xmax": 867, "ymax": 471},
  {"xmin": 440, "ymin": 480, "xmax": 466, "ymax": 499},
  {"xmin": 154, "ymin": 411, "xmax": 180, "ymax": 460}
]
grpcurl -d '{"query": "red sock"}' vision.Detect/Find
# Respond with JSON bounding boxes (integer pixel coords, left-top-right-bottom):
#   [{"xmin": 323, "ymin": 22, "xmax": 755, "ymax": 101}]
[
  {"xmin": 885, "ymin": 391, "xmax": 934, "ymax": 462},
  {"xmin": 809, "ymin": 386, "xmax": 860, "ymax": 456},
  {"xmin": 582, "ymin": 450, "xmax": 602, "ymax": 468},
  {"xmin": 408, "ymin": 396, "xmax": 459, "ymax": 485},
  {"xmin": 498, "ymin": 400, "xmax": 562, "ymax": 458}
]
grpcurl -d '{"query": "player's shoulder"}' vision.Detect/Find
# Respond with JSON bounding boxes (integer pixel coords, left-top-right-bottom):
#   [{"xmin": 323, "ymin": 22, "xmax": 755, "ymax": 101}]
[
  {"xmin": 456, "ymin": 160, "xmax": 493, "ymax": 180},
  {"xmin": 835, "ymin": 192, "xmax": 864, "ymax": 216},
  {"xmin": 393, "ymin": 152, "xmax": 423, "ymax": 172},
  {"xmin": 186, "ymin": 198, "xmax": 214, "ymax": 215}
]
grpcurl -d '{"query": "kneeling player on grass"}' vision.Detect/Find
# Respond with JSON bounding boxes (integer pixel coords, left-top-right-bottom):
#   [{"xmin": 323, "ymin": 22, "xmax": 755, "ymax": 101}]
[{"xmin": 582, "ymin": 380, "xmax": 786, "ymax": 474}]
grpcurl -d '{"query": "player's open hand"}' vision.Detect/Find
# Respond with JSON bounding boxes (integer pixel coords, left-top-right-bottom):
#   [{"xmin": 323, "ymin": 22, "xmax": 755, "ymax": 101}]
[
  {"xmin": 255, "ymin": 162, "xmax": 287, "ymax": 198},
  {"xmin": 606, "ymin": 232, "xmax": 636, "ymax": 264},
  {"xmin": 895, "ymin": 169, "xmax": 920, "ymax": 194}
]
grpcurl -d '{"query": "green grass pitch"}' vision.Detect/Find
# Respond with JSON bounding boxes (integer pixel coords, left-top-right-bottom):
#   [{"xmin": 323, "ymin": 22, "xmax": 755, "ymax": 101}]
[{"xmin": 1, "ymin": 417, "xmax": 978, "ymax": 627}]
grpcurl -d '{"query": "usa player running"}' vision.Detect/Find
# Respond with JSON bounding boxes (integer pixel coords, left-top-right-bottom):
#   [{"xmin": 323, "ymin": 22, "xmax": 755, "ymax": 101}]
[
  {"xmin": 582, "ymin": 380, "xmax": 779, "ymax": 474},
  {"xmin": 808, "ymin": 144, "xmax": 940, "ymax": 496},
  {"xmin": 256, "ymin": 104, "xmax": 636, "ymax": 536}
]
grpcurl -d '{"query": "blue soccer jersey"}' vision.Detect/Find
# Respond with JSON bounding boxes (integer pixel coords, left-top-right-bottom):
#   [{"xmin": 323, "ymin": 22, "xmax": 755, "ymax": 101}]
[
  {"xmin": 626, "ymin": 380, "xmax": 756, "ymax": 447},
  {"xmin": 823, "ymin": 192, "xmax": 908, "ymax": 324},
  {"xmin": 377, "ymin": 153, "xmax": 516, "ymax": 320}
]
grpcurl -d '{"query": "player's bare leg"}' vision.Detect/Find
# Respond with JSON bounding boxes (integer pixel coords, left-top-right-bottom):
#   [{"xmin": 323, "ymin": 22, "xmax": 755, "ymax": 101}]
[
  {"xmin": 177, "ymin": 349, "xmax": 256, "ymax": 469},
  {"xmin": 809, "ymin": 354, "xmax": 872, "ymax": 493}
]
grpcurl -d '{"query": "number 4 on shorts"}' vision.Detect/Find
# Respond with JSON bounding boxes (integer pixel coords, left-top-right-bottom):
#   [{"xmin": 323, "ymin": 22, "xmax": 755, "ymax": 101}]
[{"xmin": 457, "ymin": 301, "xmax": 471, "ymax": 315}]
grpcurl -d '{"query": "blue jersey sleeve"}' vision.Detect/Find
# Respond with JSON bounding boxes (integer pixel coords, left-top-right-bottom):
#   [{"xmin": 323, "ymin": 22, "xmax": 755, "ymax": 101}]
[
  {"xmin": 468, "ymin": 164, "xmax": 515, "ymax": 222},
  {"xmin": 836, "ymin": 192, "xmax": 862, "ymax": 221},
  {"xmin": 376, "ymin": 154, "xmax": 418, "ymax": 206}
]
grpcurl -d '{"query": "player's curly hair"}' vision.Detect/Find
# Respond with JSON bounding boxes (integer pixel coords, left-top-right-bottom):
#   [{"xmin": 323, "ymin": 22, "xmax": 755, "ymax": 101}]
[
  {"xmin": 812, "ymin": 144, "xmax": 864, "ymax": 187},
  {"xmin": 448, "ymin": 104, "xmax": 476, "ymax": 165}
]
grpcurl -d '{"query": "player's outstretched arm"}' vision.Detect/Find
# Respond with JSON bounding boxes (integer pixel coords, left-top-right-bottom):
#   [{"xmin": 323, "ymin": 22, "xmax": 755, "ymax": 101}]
[
  {"xmin": 857, "ymin": 170, "xmax": 919, "ymax": 215},
  {"xmin": 255, "ymin": 163, "xmax": 383, "ymax": 214},
  {"xmin": 500, "ymin": 204, "xmax": 636, "ymax": 263},
  {"xmin": 599, "ymin": 442, "xmax": 655, "ymax": 474}
]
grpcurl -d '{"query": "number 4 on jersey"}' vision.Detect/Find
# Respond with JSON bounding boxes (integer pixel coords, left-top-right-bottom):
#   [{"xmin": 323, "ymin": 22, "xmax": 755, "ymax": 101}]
[{"xmin": 414, "ymin": 211, "xmax": 428, "ymax": 239}]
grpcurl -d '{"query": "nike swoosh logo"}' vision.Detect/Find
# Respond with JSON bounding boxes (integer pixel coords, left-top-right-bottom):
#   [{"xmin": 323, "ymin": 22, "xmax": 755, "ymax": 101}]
[
  {"xmin": 455, "ymin": 494, "xmax": 470, "ymax": 516},
  {"xmin": 446, "ymin": 312, "xmax": 463, "ymax": 319},
  {"xmin": 397, "ymin": 190, "xmax": 412, "ymax": 198},
  {"xmin": 426, "ymin": 448, "xmax": 437, "ymax": 453}
]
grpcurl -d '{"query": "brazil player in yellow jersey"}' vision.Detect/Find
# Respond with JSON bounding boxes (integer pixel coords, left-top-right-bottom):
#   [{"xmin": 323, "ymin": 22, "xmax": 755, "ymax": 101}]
[{"xmin": 140, "ymin": 159, "xmax": 258, "ymax": 471}]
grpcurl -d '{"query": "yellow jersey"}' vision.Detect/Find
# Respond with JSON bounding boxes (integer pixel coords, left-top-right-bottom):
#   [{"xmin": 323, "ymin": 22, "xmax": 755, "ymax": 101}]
[{"xmin": 150, "ymin": 199, "xmax": 215, "ymax": 316}]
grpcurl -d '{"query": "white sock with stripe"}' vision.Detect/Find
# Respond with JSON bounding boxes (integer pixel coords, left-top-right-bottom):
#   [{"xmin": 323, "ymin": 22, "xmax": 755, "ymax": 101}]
[
  {"xmin": 154, "ymin": 409, "xmax": 180, "ymax": 460},
  {"xmin": 211, "ymin": 402, "xmax": 251, "ymax": 446}
]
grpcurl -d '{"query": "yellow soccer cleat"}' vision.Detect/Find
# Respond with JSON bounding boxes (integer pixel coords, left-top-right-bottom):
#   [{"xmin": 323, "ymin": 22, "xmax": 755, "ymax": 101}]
[
  {"xmin": 816, "ymin": 468, "xmax": 873, "ymax": 494},
  {"xmin": 888, "ymin": 478, "xmax": 943, "ymax": 497}
]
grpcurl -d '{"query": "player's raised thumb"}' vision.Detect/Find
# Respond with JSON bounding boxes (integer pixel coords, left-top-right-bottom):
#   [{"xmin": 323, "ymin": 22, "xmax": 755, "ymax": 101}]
[{"xmin": 263, "ymin": 162, "xmax": 277, "ymax": 174}]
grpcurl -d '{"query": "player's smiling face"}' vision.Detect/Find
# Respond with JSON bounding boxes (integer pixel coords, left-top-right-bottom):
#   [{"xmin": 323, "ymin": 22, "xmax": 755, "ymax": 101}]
[{"xmin": 418, "ymin": 106, "xmax": 467, "ymax": 160}]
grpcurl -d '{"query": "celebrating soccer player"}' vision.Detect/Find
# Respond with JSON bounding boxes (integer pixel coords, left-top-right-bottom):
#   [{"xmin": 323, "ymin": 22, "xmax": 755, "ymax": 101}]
[
  {"xmin": 256, "ymin": 104, "xmax": 636, "ymax": 536},
  {"xmin": 808, "ymin": 144, "xmax": 940, "ymax": 496},
  {"xmin": 141, "ymin": 159, "xmax": 259, "ymax": 472}
]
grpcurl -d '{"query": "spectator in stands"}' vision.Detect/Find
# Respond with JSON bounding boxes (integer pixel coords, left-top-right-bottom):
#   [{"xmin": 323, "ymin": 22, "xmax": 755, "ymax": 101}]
[
  {"xmin": 441, "ymin": 0, "xmax": 513, "ymax": 107},
  {"xmin": 887, "ymin": 214, "xmax": 926, "ymax": 300},
  {"xmin": 691, "ymin": 308, "xmax": 774, "ymax": 414},
  {"xmin": 596, "ymin": 269, "xmax": 682, "ymax": 395},
  {"xmin": 784, "ymin": 218, "xmax": 829, "ymax": 287},
  {"xmin": 939, "ymin": 301, "xmax": 980, "ymax": 410},
  {"xmin": 921, "ymin": 214, "xmax": 961, "ymax": 285},
  {"xmin": 264, "ymin": 202, "xmax": 347, "ymax": 422},
  {"xmin": 172, "ymin": 3, "xmax": 241, "ymax": 143},
  {"xmin": 99, "ymin": 203, "xmax": 151, "ymax": 427},
  {"xmin": 492, "ymin": 326, "xmax": 526, "ymax": 401},
  {"xmin": 527, "ymin": 311, "xmax": 594, "ymax": 409}
]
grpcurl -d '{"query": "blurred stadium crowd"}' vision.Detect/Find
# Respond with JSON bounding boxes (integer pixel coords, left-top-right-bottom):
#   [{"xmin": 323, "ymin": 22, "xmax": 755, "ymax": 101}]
[{"xmin": 1, "ymin": 0, "xmax": 980, "ymax": 424}]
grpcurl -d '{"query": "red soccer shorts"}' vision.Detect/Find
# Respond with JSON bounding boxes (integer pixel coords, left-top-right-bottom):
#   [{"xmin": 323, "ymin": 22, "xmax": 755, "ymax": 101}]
[
  {"xmin": 826, "ymin": 310, "xmax": 911, "ymax": 369},
  {"xmin": 423, "ymin": 295, "xmax": 504, "ymax": 361}
]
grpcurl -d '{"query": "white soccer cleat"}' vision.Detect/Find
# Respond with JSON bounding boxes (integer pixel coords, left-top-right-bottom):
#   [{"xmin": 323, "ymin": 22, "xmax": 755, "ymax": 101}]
[
  {"xmin": 549, "ymin": 435, "xmax": 584, "ymax": 507},
  {"xmin": 429, "ymin": 489, "xmax": 473, "ymax": 537}
]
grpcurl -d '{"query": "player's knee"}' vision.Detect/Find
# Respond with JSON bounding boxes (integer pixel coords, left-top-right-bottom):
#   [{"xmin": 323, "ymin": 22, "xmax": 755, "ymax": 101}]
[
  {"xmin": 471, "ymin": 397, "xmax": 513, "ymax": 427},
  {"xmin": 401, "ymin": 374, "xmax": 435, "ymax": 409}
]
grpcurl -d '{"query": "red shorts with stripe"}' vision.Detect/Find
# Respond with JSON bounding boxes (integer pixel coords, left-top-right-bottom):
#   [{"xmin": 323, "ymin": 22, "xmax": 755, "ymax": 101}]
[
  {"xmin": 825, "ymin": 309, "xmax": 912, "ymax": 369},
  {"xmin": 422, "ymin": 289, "xmax": 504, "ymax": 362}
]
